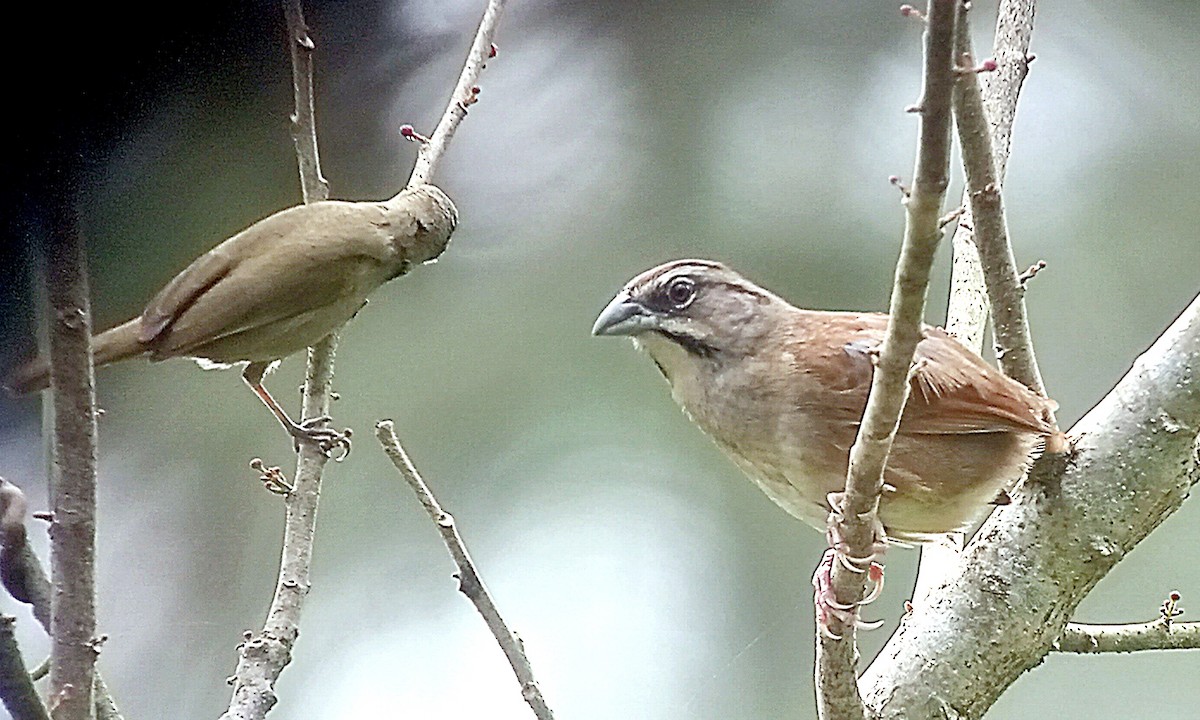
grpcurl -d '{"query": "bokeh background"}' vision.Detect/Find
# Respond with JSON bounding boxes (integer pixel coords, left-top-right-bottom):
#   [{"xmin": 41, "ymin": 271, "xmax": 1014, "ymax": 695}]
[{"xmin": 3, "ymin": 1, "xmax": 1199, "ymax": 718}]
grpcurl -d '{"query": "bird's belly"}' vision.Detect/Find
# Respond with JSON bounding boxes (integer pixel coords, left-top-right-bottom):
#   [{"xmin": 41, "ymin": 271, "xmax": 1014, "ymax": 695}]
[
  {"xmin": 712, "ymin": 435, "xmax": 843, "ymax": 532},
  {"xmin": 705, "ymin": 415, "xmax": 1038, "ymax": 540},
  {"xmin": 183, "ymin": 296, "xmax": 365, "ymax": 364}
]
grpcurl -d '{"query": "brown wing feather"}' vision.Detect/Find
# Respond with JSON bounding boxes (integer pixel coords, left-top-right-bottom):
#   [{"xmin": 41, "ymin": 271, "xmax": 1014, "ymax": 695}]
[
  {"xmin": 796, "ymin": 312, "xmax": 1054, "ymax": 437},
  {"xmin": 904, "ymin": 325, "xmax": 1055, "ymax": 435}
]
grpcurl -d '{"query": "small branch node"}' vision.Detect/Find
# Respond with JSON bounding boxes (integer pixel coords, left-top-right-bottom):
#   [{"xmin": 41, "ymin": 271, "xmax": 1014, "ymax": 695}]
[
  {"xmin": 1162, "ymin": 590, "xmax": 1185, "ymax": 625},
  {"xmin": 904, "ymin": 103, "xmax": 924, "ymax": 114},
  {"xmin": 938, "ymin": 206, "xmax": 966, "ymax": 230},
  {"xmin": 87, "ymin": 634, "xmax": 108, "ymax": 656},
  {"xmin": 955, "ymin": 55, "xmax": 998, "ymax": 75},
  {"xmin": 1017, "ymin": 260, "xmax": 1047, "ymax": 287},
  {"xmin": 889, "ymin": 174, "xmax": 912, "ymax": 198},
  {"xmin": 249, "ymin": 458, "xmax": 294, "ymax": 496},
  {"xmin": 899, "ymin": 4, "xmax": 926, "ymax": 21},
  {"xmin": 399, "ymin": 124, "xmax": 431, "ymax": 144}
]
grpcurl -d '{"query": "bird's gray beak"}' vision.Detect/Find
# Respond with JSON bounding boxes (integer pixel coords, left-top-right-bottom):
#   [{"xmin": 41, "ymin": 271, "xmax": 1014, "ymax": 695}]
[{"xmin": 592, "ymin": 293, "xmax": 653, "ymax": 336}]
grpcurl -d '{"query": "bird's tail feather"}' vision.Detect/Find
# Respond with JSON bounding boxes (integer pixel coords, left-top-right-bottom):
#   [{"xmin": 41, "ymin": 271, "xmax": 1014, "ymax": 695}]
[{"xmin": 3, "ymin": 318, "xmax": 145, "ymax": 395}]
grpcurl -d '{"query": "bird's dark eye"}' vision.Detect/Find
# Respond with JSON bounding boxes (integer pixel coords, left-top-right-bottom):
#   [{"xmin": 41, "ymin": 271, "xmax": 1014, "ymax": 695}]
[{"xmin": 665, "ymin": 276, "xmax": 696, "ymax": 308}]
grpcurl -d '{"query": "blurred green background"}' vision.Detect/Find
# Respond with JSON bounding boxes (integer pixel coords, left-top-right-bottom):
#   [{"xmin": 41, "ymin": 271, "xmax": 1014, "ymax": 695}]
[{"xmin": 2, "ymin": 1, "xmax": 1199, "ymax": 718}]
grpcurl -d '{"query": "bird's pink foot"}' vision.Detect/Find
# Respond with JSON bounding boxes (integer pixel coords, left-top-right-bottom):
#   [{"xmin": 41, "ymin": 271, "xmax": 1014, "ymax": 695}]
[
  {"xmin": 816, "ymin": 492, "xmax": 889, "ymax": 638},
  {"xmin": 811, "ymin": 549, "xmax": 885, "ymax": 639}
]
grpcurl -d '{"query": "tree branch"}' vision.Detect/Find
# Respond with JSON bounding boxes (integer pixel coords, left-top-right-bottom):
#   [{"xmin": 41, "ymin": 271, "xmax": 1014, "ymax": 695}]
[
  {"xmin": 1, "ymin": 479, "xmax": 122, "ymax": 720},
  {"xmin": 925, "ymin": 0, "xmax": 1038, "ymax": 607},
  {"xmin": 0, "ymin": 480, "xmax": 54, "ymax": 720},
  {"xmin": 1058, "ymin": 612, "xmax": 1200, "ymax": 654},
  {"xmin": 375, "ymin": 422, "xmax": 555, "ymax": 720},
  {"xmin": 815, "ymin": 2, "xmax": 959, "ymax": 719},
  {"xmin": 951, "ymin": 2, "xmax": 1049, "ymax": 404},
  {"xmin": 220, "ymin": 3, "xmax": 335, "ymax": 717},
  {"xmin": 283, "ymin": 0, "xmax": 330, "ymax": 205},
  {"xmin": 945, "ymin": 0, "xmax": 1035, "ymax": 347},
  {"xmin": 45, "ymin": 203, "xmax": 98, "ymax": 720},
  {"xmin": 0, "ymin": 614, "xmax": 50, "ymax": 720},
  {"xmin": 405, "ymin": 0, "xmax": 507, "ymax": 188},
  {"xmin": 1055, "ymin": 591, "xmax": 1200, "ymax": 653},
  {"xmin": 861, "ymin": 291, "xmax": 1200, "ymax": 718}
]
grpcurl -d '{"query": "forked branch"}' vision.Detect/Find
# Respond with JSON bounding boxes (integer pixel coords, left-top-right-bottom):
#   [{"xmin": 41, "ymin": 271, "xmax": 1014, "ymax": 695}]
[{"xmin": 815, "ymin": 2, "xmax": 959, "ymax": 719}]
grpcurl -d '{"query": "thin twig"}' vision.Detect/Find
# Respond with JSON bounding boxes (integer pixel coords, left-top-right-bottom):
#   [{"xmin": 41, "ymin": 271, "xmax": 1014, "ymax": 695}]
[
  {"xmin": 406, "ymin": 0, "xmax": 507, "ymax": 188},
  {"xmin": 815, "ymin": 2, "xmax": 959, "ymax": 719},
  {"xmin": 220, "ymin": 3, "xmax": 335, "ymax": 717},
  {"xmin": 283, "ymin": 0, "xmax": 330, "ymax": 204},
  {"xmin": 1017, "ymin": 259, "xmax": 1046, "ymax": 287},
  {"xmin": 1055, "ymin": 592, "xmax": 1200, "ymax": 653},
  {"xmin": 944, "ymin": 0, "xmax": 1036, "ymax": 345},
  {"xmin": 979, "ymin": 0, "xmax": 1037, "ymax": 180},
  {"xmin": 1056, "ymin": 621, "xmax": 1200, "ymax": 653},
  {"xmin": 1, "ymin": 479, "xmax": 122, "ymax": 719},
  {"xmin": 951, "ymin": 1, "xmax": 1051, "ymax": 407},
  {"xmin": 927, "ymin": 0, "xmax": 1039, "ymax": 606},
  {"xmin": 45, "ymin": 202, "xmax": 99, "ymax": 720},
  {"xmin": 375, "ymin": 422, "xmax": 555, "ymax": 720},
  {"xmin": 0, "ymin": 615, "xmax": 50, "ymax": 720}
]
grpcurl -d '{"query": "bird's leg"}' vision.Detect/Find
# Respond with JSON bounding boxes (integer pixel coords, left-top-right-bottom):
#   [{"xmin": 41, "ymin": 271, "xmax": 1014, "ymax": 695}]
[
  {"xmin": 242, "ymin": 362, "xmax": 352, "ymax": 460},
  {"xmin": 825, "ymin": 490, "xmax": 889, "ymax": 570}
]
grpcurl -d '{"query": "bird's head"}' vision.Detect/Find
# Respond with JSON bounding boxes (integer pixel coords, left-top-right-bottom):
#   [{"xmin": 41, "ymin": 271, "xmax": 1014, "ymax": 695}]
[{"xmin": 592, "ymin": 259, "xmax": 783, "ymax": 371}]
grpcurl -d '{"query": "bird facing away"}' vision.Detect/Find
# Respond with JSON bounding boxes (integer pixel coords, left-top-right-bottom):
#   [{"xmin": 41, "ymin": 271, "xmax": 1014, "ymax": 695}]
[
  {"xmin": 5, "ymin": 183, "xmax": 458, "ymax": 456},
  {"xmin": 592, "ymin": 259, "xmax": 1056, "ymax": 543}
]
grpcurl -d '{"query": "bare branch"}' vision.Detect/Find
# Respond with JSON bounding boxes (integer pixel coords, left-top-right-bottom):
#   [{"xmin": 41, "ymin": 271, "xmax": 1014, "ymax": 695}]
[
  {"xmin": 219, "ymin": 351, "xmax": 338, "ymax": 720},
  {"xmin": 932, "ymin": 0, "xmax": 1038, "ymax": 605},
  {"xmin": 220, "ymin": 3, "xmax": 337, "ymax": 717},
  {"xmin": 945, "ymin": 0, "xmax": 1036, "ymax": 348},
  {"xmin": 1, "ymin": 479, "xmax": 122, "ymax": 720},
  {"xmin": 45, "ymin": 203, "xmax": 98, "ymax": 720},
  {"xmin": 862, "ymin": 291, "xmax": 1200, "ymax": 717},
  {"xmin": 815, "ymin": 2, "xmax": 959, "ymax": 718},
  {"xmin": 283, "ymin": 0, "xmax": 329, "ymax": 203},
  {"xmin": 406, "ymin": 0, "xmax": 507, "ymax": 188},
  {"xmin": 1057, "ymin": 621, "xmax": 1200, "ymax": 653},
  {"xmin": 1057, "ymin": 593, "xmax": 1200, "ymax": 653},
  {"xmin": 951, "ymin": 2, "xmax": 1050, "ymax": 405},
  {"xmin": 0, "ymin": 615, "xmax": 50, "ymax": 720},
  {"xmin": 375, "ymin": 422, "xmax": 556, "ymax": 720},
  {"xmin": 980, "ymin": 0, "xmax": 1037, "ymax": 180}
]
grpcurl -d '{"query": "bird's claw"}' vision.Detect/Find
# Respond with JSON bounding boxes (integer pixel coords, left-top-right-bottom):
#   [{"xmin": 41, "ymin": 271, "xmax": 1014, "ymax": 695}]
[
  {"xmin": 812, "ymin": 546, "xmax": 887, "ymax": 638},
  {"xmin": 289, "ymin": 417, "xmax": 353, "ymax": 461}
]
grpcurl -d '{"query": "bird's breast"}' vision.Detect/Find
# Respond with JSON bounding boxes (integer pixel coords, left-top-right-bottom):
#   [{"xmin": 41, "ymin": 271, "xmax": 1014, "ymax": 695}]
[{"xmin": 662, "ymin": 353, "xmax": 845, "ymax": 528}]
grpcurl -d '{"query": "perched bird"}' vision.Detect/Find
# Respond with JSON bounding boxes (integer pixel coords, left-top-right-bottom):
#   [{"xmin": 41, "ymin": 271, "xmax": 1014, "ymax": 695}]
[
  {"xmin": 592, "ymin": 259, "xmax": 1056, "ymax": 543},
  {"xmin": 4, "ymin": 184, "xmax": 458, "ymax": 456}
]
